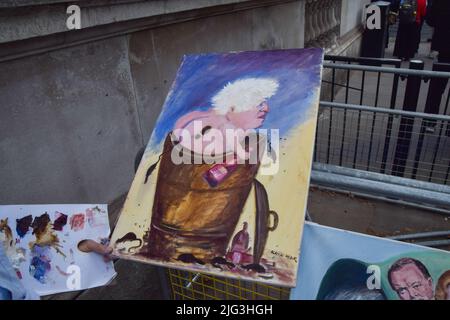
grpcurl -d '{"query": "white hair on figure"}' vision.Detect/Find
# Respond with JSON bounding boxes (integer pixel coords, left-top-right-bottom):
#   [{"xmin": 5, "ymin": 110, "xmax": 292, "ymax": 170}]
[{"xmin": 211, "ymin": 78, "xmax": 279, "ymax": 115}]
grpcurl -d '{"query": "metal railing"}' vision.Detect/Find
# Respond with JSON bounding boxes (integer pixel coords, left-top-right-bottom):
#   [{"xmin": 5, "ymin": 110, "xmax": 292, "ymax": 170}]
[
  {"xmin": 319, "ymin": 59, "xmax": 450, "ymax": 185},
  {"xmin": 323, "ymin": 55, "xmax": 402, "ymax": 109},
  {"xmin": 315, "ymin": 101, "xmax": 450, "ymax": 185},
  {"xmin": 323, "ymin": 56, "xmax": 450, "ymax": 115}
]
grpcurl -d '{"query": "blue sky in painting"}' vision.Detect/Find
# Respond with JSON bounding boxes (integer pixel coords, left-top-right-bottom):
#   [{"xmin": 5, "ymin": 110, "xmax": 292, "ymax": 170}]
[{"xmin": 148, "ymin": 48, "xmax": 323, "ymax": 148}]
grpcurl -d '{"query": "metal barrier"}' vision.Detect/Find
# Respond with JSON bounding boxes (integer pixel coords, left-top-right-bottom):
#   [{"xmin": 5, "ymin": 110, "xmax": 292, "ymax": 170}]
[
  {"xmin": 323, "ymin": 55, "xmax": 402, "ymax": 109},
  {"xmin": 319, "ymin": 61, "xmax": 450, "ymax": 184},
  {"xmin": 388, "ymin": 231, "xmax": 450, "ymax": 248},
  {"xmin": 322, "ymin": 56, "xmax": 450, "ymax": 117},
  {"xmin": 315, "ymin": 101, "xmax": 450, "ymax": 185}
]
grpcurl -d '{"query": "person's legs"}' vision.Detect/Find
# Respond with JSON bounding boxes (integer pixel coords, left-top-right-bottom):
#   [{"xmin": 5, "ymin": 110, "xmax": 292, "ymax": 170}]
[
  {"xmin": 429, "ymin": 28, "xmax": 439, "ymax": 59},
  {"xmin": 409, "ymin": 23, "xmax": 421, "ymax": 59},
  {"xmin": 395, "ymin": 23, "xmax": 419, "ymax": 60},
  {"xmin": 416, "ymin": 21, "xmax": 424, "ymax": 54}
]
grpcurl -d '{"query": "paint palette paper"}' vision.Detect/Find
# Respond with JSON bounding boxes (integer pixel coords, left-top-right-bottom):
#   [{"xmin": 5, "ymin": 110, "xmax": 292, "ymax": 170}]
[
  {"xmin": 291, "ymin": 222, "xmax": 450, "ymax": 300},
  {"xmin": 110, "ymin": 48, "xmax": 324, "ymax": 287},
  {"xmin": 0, "ymin": 204, "xmax": 116, "ymax": 296}
]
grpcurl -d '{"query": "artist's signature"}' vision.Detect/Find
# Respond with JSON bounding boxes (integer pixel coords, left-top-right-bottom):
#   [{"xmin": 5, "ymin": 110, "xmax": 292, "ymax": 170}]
[{"xmin": 270, "ymin": 250, "xmax": 297, "ymax": 263}]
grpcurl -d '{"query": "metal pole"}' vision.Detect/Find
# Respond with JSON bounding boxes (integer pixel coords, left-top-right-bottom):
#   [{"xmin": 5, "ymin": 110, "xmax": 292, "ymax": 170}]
[
  {"xmin": 381, "ymin": 60, "xmax": 402, "ymax": 174},
  {"xmin": 319, "ymin": 101, "xmax": 450, "ymax": 121},
  {"xmin": 412, "ymin": 240, "xmax": 450, "ymax": 248},
  {"xmin": 388, "ymin": 231, "xmax": 450, "ymax": 241},
  {"xmin": 185, "ymin": 273, "xmax": 201, "ymax": 289},
  {"xmin": 323, "ymin": 63, "xmax": 450, "ymax": 79},
  {"xmin": 311, "ymin": 163, "xmax": 450, "ymax": 210},
  {"xmin": 391, "ymin": 60, "xmax": 424, "ymax": 177}
]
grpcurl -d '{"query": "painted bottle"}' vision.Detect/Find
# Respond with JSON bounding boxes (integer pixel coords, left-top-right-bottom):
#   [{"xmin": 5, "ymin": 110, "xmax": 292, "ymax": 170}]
[{"xmin": 203, "ymin": 157, "xmax": 238, "ymax": 187}]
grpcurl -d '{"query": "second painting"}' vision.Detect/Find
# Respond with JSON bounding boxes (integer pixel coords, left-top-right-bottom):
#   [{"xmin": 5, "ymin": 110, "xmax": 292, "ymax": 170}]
[
  {"xmin": 111, "ymin": 48, "xmax": 324, "ymax": 286},
  {"xmin": 291, "ymin": 222, "xmax": 450, "ymax": 300}
]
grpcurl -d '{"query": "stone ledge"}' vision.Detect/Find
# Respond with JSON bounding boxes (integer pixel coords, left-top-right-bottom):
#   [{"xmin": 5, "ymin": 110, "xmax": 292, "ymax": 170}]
[
  {"xmin": 330, "ymin": 25, "xmax": 364, "ymax": 56},
  {"xmin": 0, "ymin": 0, "xmax": 294, "ymax": 44},
  {"xmin": 0, "ymin": 0, "xmax": 298, "ymax": 62},
  {"xmin": 0, "ymin": 0, "xmax": 139, "ymax": 8}
]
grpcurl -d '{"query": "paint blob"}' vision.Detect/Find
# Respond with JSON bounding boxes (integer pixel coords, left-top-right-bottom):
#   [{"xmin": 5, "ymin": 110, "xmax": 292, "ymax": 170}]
[
  {"xmin": 53, "ymin": 212, "xmax": 68, "ymax": 231},
  {"xmin": 0, "ymin": 218, "xmax": 13, "ymax": 246},
  {"xmin": 29, "ymin": 245, "xmax": 52, "ymax": 283},
  {"xmin": 9, "ymin": 247, "xmax": 26, "ymax": 269},
  {"xmin": 16, "ymin": 215, "xmax": 32, "ymax": 238},
  {"xmin": 31, "ymin": 213, "xmax": 51, "ymax": 237},
  {"xmin": 86, "ymin": 207, "xmax": 106, "ymax": 228},
  {"xmin": 30, "ymin": 213, "xmax": 65, "ymax": 258},
  {"xmin": 69, "ymin": 214, "xmax": 85, "ymax": 231}
]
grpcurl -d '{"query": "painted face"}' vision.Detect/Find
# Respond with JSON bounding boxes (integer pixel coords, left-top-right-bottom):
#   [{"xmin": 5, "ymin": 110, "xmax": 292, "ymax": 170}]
[
  {"xmin": 226, "ymin": 101, "xmax": 270, "ymax": 130},
  {"xmin": 390, "ymin": 264, "xmax": 434, "ymax": 300}
]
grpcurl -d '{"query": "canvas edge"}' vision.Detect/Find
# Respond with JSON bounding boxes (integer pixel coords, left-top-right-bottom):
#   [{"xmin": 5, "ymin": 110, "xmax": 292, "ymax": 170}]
[
  {"xmin": 289, "ymin": 48, "xmax": 325, "ymax": 287},
  {"xmin": 111, "ymin": 250, "xmax": 297, "ymax": 289}
]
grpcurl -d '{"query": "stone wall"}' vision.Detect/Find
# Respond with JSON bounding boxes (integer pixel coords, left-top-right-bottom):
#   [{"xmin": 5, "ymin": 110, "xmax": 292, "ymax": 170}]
[{"xmin": 0, "ymin": 0, "xmax": 368, "ymax": 204}]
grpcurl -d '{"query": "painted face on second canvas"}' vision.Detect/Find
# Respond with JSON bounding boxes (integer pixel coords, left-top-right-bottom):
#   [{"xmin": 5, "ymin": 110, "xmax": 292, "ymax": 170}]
[
  {"xmin": 389, "ymin": 260, "xmax": 434, "ymax": 300},
  {"xmin": 435, "ymin": 270, "xmax": 450, "ymax": 300},
  {"xmin": 292, "ymin": 223, "xmax": 450, "ymax": 300}
]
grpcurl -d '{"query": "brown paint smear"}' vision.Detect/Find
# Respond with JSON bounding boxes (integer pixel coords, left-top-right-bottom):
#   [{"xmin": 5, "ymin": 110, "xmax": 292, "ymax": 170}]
[
  {"xmin": 16, "ymin": 215, "xmax": 32, "ymax": 237},
  {"xmin": 115, "ymin": 232, "xmax": 142, "ymax": 253},
  {"xmin": 30, "ymin": 213, "xmax": 65, "ymax": 258},
  {"xmin": 0, "ymin": 218, "xmax": 14, "ymax": 246}
]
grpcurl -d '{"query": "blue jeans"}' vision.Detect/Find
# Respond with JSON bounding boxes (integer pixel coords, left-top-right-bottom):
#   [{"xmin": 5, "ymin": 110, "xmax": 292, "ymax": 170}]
[{"xmin": 0, "ymin": 287, "xmax": 12, "ymax": 300}]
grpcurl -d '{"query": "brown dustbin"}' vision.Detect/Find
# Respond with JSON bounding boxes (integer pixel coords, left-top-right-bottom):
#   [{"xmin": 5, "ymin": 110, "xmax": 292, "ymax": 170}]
[{"xmin": 141, "ymin": 133, "xmax": 278, "ymax": 267}]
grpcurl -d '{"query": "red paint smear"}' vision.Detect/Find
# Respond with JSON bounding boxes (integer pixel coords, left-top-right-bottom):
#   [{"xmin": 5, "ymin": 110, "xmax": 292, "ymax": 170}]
[
  {"xmin": 56, "ymin": 266, "xmax": 71, "ymax": 276},
  {"xmin": 69, "ymin": 213, "xmax": 85, "ymax": 231}
]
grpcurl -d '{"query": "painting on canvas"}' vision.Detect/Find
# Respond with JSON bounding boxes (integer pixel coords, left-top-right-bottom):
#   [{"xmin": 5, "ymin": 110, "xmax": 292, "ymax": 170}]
[
  {"xmin": 291, "ymin": 222, "xmax": 450, "ymax": 300},
  {"xmin": 110, "ymin": 48, "xmax": 324, "ymax": 286}
]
